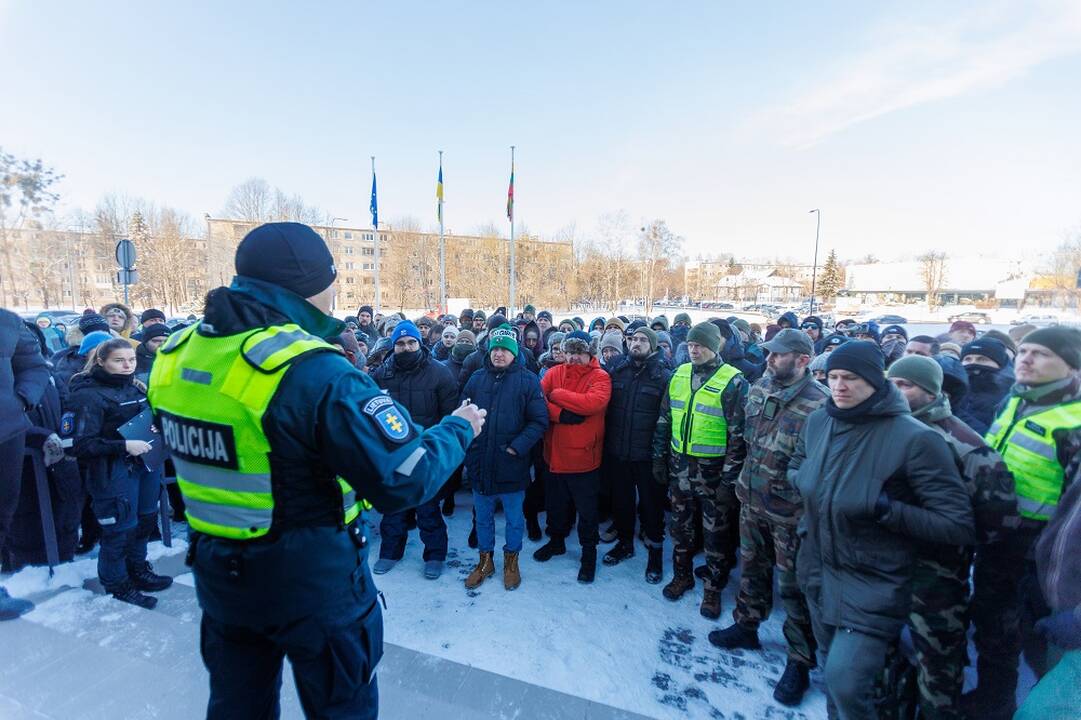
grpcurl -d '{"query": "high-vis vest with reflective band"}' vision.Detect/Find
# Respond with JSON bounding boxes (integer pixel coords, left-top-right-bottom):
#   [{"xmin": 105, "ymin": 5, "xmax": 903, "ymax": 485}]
[
  {"xmin": 668, "ymin": 362, "xmax": 742, "ymax": 457},
  {"xmin": 147, "ymin": 323, "xmax": 363, "ymax": 539},
  {"xmin": 985, "ymin": 397, "xmax": 1081, "ymax": 522}
]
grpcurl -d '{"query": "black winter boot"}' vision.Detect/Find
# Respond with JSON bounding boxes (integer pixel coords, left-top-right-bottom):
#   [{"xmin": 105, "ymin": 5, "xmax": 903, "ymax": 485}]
[
  {"xmin": 128, "ymin": 562, "xmax": 173, "ymax": 592},
  {"xmin": 645, "ymin": 546, "xmax": 663, "ymax": 584},
  {"xmin": 577, "ymin": 546, "xmax": 597, "ymax": 584},
  {"xmin": 441, "ymin": 494, "xmax": 455, "ymax": 517},
  {"xmin": 708, "ymin": 622, "xmax": 761, "ymax": 650},
  {"xmin": 526, "ymin": 514, "xmax": 542, "ymax": 541},
  {"xmin": 109, "ymin": 581, "xmax": 157, "ymax": 609},
  {"xmin": 602, "ymin": 541, "xmax": 634, "ymax": 566},
  {"xmin": 960, "ymin": 659, "xmax": 1018, "ymax": 720},
  {"xmin": 532, "ymin": 538, "xmax": 566, "ymax": 562},
  {"xmin": 772, "ymin": 660, "xmax": 810, "ymax": 706}
]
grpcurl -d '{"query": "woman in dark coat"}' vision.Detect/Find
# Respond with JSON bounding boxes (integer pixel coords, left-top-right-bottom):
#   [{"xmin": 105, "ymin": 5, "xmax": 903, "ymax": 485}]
[{"xmin": 67, "ymin": 338, "xmax": 171, "ymax": 608}]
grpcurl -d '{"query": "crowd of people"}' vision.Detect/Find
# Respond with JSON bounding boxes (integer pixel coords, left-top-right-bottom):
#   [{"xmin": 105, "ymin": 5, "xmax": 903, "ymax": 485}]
[{"xmin": 3, "ymin": 285, "xmax": 1081, "ymax": 719}]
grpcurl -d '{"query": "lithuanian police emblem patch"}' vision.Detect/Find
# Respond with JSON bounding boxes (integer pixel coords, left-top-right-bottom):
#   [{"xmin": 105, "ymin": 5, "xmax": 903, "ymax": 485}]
[{"xmin": 362, "ymin": 395, "xmax": 411, "ymax": 443}]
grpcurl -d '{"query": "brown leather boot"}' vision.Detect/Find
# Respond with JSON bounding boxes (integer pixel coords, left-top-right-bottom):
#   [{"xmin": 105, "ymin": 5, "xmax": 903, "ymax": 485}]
[
  {"xmin": 465, "ymin": 552, "xmax": 495, "ymax": 589},
  {"xmin": 700, "ymin": 589, "xmax": 721, "ymax": 619},
  {"xmin": 662, "ymin": 551, "xmax": 695, "ymax": 601},
  {"xmin": 503, "ymin": 551, "xmax": 521, "ymax": 591}
]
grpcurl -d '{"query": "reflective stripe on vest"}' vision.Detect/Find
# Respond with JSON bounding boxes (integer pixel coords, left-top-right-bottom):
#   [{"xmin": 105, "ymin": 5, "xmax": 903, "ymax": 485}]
[
  {"xmin": 668, "ymin": 362, "xmax": 742, "ymax": 458},
  {"xmin": 985, "ymin": 396, "xmax": 1081, "ymax": 522},
  {"xmin": 148, "ymin": 323, "xmax": 361, "ymax": 539}
]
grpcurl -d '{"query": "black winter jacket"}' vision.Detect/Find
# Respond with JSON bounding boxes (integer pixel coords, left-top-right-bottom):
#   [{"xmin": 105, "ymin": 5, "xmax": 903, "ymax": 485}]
[
  {"xmin": 955, "ymin": 365, "xmax": 1013, "ymax": 436},
  {"xmin": 67, "ymin": 367, "xmax": 148, "ymax": 498},
  {"xmin": 604, "ymin": 352, "xmax": 671, "ymax": 462},
  {"xmin": 789, "ymin": 383, "xmax": 975, "ymax": 639},
  {"xmin": 462, "ymin": 356, "xmax": 548, "ymax": 494},
  {"xmin": 1, "ymin": 309, "xmax": 50, "ymax": 444},
  {"xmin": 371, "ymin": 346, "xmax": 458, "ymax": 429}
]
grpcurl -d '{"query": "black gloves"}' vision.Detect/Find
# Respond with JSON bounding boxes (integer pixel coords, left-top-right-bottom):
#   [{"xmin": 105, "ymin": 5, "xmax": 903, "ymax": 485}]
[{"xmin": 559, "ymin": 410, "xmax": 586, "ymax": 425}]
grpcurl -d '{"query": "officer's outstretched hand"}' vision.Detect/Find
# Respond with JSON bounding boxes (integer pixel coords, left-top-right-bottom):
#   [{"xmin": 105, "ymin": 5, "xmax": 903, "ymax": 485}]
[{"xmin": 453, "ymin": 399, "xmax": 487, "ymax": 439}]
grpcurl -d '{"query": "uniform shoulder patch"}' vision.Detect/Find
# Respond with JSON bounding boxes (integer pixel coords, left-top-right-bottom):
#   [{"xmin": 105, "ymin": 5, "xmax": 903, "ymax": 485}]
[
  {"xmin": 59, "ymin": 411, "xmax": 76, "ymax": 437},
  {"xmin": 362, "ymin": 395, "xmax": 412, "ymax": 443}
]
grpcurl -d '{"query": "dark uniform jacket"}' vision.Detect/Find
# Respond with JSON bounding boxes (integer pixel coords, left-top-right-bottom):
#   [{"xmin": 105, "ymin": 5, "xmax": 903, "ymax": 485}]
[
  {"xmin": 737, "ymin": 370, "xmax": 829, "ymax": 525},
  {"xmin": 789, "ymin": 384, "xmax": 976, "ymax": 639},
  {"xmin": 167, "ymin": 278, "xmax": 473, "ymax": 625},
  {"xmin": 604, "ymin": 352, "xmax": 671, "ymax": 463},
  {"xmin": 67, "ymin": 367, "xmax": 148, "ymax": 499}
]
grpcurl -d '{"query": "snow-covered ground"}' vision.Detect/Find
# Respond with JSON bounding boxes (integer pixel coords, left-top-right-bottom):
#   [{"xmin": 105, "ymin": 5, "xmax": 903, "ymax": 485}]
[{"xmin": 370, "ymin": 501, "xmax": 828, "ymax": 720}]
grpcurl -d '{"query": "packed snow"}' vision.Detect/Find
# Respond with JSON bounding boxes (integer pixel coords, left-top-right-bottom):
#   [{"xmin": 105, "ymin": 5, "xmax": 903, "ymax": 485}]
[{"xmin": 369, "ymin": 501, "xmax": 828, "ymax": 719}]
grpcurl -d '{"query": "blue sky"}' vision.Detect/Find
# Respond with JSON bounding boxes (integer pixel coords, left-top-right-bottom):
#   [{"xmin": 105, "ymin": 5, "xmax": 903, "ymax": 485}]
[{"xmin": 2, "ymin": 1, "xmax": 1079, "ymax": 262}]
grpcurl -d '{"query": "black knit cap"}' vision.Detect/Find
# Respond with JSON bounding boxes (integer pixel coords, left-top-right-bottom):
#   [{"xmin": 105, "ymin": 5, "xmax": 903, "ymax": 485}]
[
  {"xmin": 78, "ymin": 313, "xmax": 110, "ymax": 335},
  {"xmin": 961, "ymin": 338, "xmax": 1008, "ymax": 369},
  {"xmin": 140, "ymin": 308, "xmax": 166, "ymax": 324},
  {"xmin": 825, "ymin": 340, "xmax": 886, "ymax": 389},
  {"xmin": 1021, "ymin": 326, "xmax": 1081, "ymax": 370},
  {"xmin": 141, "ymin": 324, "xmax": 171, "ymax": 342},
  {"xmin": 235, "ymin": 222, "xmax": 337, "ymax": 298}
]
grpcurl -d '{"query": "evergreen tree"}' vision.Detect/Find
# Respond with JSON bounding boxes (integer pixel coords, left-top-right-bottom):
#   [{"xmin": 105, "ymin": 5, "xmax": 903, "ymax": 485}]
[{"xmin": 817, "ymin": 249, "xmax": 844, "ymax": 301}]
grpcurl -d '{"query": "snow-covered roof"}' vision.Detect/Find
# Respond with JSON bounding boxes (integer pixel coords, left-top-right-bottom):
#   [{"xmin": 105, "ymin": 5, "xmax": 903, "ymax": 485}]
[{"xmin": 846, "ymin": 259, "xmax": 1021, "ymax": 293}]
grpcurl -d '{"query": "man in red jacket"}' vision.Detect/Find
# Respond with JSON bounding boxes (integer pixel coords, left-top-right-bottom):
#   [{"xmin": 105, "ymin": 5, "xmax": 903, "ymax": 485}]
[{"xmin": 533, "ymin": 331, "xmax": 612, "ymax": 583}]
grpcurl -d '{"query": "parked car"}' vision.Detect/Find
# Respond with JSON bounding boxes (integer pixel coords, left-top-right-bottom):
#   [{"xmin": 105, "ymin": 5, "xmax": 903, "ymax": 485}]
[
  {"xmin": 1012, "ymin": 314, "xmax": 1060, "ymax": 326},
  {"xmin": 873, "ymin": 314, "xmax": 908, "ymax": 325},
  {"xmin": 948, "ymin": 311, "xmax": 992, "ymax": 324}
]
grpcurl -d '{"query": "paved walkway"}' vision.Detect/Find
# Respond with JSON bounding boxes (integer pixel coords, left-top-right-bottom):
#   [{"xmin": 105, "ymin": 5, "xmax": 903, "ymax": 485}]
[{"xmin": 1, "ymin": 553, "xmax": 655, "ymax": 720}]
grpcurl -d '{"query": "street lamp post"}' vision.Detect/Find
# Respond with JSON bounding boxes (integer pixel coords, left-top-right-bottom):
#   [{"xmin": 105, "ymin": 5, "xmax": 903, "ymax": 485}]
[{"xmin": 808, "ymin": 209, "xmax": 821, "ymax": 316}]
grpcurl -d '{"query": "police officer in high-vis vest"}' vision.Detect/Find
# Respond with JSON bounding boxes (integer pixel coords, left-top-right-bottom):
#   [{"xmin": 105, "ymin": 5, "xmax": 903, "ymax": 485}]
[
  {"xmin": 148, "ymin": 223, "xmax": 486, "ymax": 720},
  {"xmin": 652, "ymin": 321, "xmax": 748, "ymax": 621},
  {"xmin": 963, "ymin": 326, "xmax": 1081, "ymax": 720}
]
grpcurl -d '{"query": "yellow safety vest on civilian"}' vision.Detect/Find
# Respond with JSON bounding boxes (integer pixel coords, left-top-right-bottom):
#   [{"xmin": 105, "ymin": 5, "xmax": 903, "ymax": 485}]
[
  {"xmin": 985, "ymin": 397, "xmax": 1081, "ymax": 521},
  {"xmin": 147, "ymin": 323, "xmax": 363, "ymax": 540},
  {"xmin": 668, "ymin": 363, "xmax": 742, "ymax": 457}
]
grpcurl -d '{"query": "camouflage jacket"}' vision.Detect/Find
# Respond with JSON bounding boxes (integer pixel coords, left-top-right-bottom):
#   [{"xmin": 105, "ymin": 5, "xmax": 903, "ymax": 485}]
[
  {"xmin": 913, "ymin": 393, "xmax": 1020, "ymax": 545},
  {"xmin": 653, "ymin": 356, "xmax": 748, "ymax": 485},
  {"xmin": 735, "ymin": 369, "xmax": 829, "ymax": 524}
]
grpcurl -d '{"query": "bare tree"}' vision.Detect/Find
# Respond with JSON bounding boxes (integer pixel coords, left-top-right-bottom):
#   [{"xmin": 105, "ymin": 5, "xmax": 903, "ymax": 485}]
[
  {"xmin": 1042, "ymin": 225, "xmax": 1081, "ymax": 308},
  {"xmin": 638, "ymin": 219, "xmax": 682, "ymax": 314},
  {"xmin": 221, "ymin": 178, "xmax": 324, "ymax": 224},
  {"xmin": 0, "ymin": 149, "xmax": 63, "ymax": 306},
  {"xmin": 223, "ymin": 178, "xmax": 273, "ymax": 222},
  {"xmin": 919, "ymin": 251, "xmax": 948, "ymax": 309}
]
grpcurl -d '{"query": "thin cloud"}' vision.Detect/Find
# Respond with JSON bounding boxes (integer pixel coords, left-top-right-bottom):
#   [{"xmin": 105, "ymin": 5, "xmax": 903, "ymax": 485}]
[{"xmin": 755, "ymin": 1, "xmax": 1081, "ymax": 148}]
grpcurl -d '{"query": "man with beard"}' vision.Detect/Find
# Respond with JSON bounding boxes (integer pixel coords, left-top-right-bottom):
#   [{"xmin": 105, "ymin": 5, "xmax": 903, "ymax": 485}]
[
  {"xmin": 708, "ymin": 329, "xmax": 829, "ymax": 706},
  {"xmin": 600, "ymin": 326, "xmax": 671, "ymax": 583}
]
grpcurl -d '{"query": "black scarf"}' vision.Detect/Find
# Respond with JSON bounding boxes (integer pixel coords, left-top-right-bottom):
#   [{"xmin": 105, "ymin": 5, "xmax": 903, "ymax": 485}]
[
  {"xmin": 91, "ymin": 365, "xmax": 134, "ymax": 388},
  {"xmin": 825, "ymin": 381, "xmax": 890, "ymax": 423}
]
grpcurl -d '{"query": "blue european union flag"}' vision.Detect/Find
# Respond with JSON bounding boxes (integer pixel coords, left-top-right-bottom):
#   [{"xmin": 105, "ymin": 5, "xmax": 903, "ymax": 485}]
[{"xmin": 370, "ymin": 172, "xmax": 378, "ymax": 229}]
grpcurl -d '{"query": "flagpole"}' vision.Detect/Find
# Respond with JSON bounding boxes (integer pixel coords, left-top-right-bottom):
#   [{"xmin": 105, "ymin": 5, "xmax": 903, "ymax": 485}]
[
  {"xmin": 371, "ymin": 156, "xmax": 381, "ymax": 314},
  {"xmin": 438, "ymin": 150, "xmax": 446, "ymax": 314},
  {"xmin": 508, "ymin": 145, "xmax": 516, "ymax": 316}
]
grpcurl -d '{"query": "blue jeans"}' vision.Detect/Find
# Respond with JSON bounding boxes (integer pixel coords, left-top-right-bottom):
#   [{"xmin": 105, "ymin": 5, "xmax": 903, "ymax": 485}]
[{"xmin": 473, "ymin": 490, "xmax": 525, "ymax": 553}]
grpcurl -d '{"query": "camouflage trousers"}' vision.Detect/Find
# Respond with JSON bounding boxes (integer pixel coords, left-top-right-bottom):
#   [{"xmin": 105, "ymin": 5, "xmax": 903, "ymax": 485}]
[
  {"xmin": 907, "ymin": 545, "xmax": 972, "ymax": 720},
  {"xmin": 668, "ymin": 469, "xmax": 739, "ymax": 593},
  {"xmin": 732, "ymin": 505, "xmax": 816, "ymax": 667}
]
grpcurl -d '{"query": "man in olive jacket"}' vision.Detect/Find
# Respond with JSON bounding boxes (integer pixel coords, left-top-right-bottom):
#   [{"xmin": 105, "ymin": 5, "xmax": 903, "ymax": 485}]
[{"xmin": 788, "ymin": 341, "xmax": 975, "ymax": 719}]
